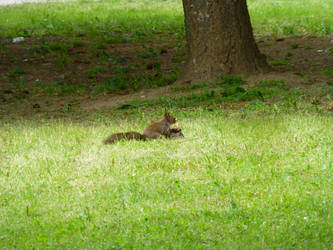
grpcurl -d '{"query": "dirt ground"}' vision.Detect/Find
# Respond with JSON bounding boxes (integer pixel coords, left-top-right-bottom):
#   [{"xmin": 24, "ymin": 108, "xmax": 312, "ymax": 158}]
[{"xmin": 0, "ymin": 35, "xmax": 332, "ymax": 116}]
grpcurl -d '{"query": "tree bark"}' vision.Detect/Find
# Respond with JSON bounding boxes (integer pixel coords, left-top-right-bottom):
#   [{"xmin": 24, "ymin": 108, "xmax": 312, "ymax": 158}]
[{"xmin": 180, "ymin": 0, "xmax": 270, "ymax": 83}]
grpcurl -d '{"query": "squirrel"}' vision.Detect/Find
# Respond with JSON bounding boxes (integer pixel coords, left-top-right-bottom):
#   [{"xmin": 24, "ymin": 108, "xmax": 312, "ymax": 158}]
[
  {"xmin": 103, "ymin": 131, "xmax": 147, "ymax": 144},
  {"xmin": 103, "ymin": 111, "xmax": 181, "ymax": 144}
]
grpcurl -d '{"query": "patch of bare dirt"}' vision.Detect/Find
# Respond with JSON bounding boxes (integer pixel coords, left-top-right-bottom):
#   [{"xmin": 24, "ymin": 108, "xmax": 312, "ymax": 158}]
[
  {"xmin": 0, "ymin": 35, "xmax": 332, "ymax": 115},
  {"xmin": 81, "ymin": 36, "xmax": 333, "ymax": 110},
  {"xmin": 0, "ymin": 36, "xmax": 180, "ymax": 88}
]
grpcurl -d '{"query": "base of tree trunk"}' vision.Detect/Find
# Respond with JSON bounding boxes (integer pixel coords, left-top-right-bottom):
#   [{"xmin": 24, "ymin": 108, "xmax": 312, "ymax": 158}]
[{"xmin": 179, "ymin": 0, "xmax": 271, "ymax": 84}]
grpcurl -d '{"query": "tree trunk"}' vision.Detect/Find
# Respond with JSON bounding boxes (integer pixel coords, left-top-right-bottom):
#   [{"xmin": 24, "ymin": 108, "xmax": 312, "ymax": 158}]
[{"xmin": 180, "ymin": 0, "xmax": 270, "ymax": 83}]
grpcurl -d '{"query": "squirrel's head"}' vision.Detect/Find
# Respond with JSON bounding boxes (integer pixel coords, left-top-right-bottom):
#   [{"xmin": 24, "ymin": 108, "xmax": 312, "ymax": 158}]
[{"xmin": 164, "ymin": 111, "xmax": 176, "ymax": 124}]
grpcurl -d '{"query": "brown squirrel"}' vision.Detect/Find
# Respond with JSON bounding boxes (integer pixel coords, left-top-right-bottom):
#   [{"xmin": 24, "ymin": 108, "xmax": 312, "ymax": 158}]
[
  {"xmin": 103, "ymin": 131, "xmax": 146, "ymax": 144},
  {"xmin": 103, "ymin": 111, "xmax": 182, "ymax": 144}
]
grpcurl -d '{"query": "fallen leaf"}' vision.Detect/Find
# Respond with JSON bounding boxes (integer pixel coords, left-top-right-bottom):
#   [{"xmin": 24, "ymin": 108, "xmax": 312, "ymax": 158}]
[{"xmin": 81, "ymin": 96, "xmax": 90, "ymax": 100}]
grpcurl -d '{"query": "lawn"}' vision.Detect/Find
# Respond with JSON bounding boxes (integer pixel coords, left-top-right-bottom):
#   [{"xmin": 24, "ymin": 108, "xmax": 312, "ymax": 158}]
[
  {"xmin": 0, "ymin": 0, "xmax": 332, "ymax": 38},
  {"xmin": 1, "ymin": 109, "xmax": 332, "ymax": 248},
  {"xmin": 0, "ymin": 0, "xmax": 333, "ymax": 248}
]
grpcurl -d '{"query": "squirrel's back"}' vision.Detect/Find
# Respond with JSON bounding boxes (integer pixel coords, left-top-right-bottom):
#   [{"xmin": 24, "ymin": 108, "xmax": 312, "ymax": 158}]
[
  {"xmin": 103, "ymin": 131, "xmax": 146, "ymax": 144},
  {"xmin": 143, "ymin": 111, "xmax": 176, "ymax": 139}
]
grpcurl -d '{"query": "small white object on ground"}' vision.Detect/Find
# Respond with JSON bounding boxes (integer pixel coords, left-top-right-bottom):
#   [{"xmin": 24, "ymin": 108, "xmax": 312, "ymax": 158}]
[{"xmin": 12, "ymin": 37, "xmax": 24, "ymax": 43}]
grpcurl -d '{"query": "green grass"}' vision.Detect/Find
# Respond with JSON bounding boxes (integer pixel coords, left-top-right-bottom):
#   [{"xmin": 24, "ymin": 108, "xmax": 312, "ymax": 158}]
[
  {"xmin": 0, "ymin": 0, "xmax": 332, "ymax": 39},
  {"xmin": 0, "ymin": 0, "xmax": 333, "ymax": 248},
  {"xmin": 118, "ymin": 77, "xmax": 304, "ymax": 110},
  {"xmin": 0, "ymin": 108, "xmax": 332, "ymax": 248},
  {"xmin": 35, "ymin": 81, "xmax": 89, "ymax": 96},
  {"xmin": 249, "ymin": 0, "xmax": 333, "ymax": 36},
  {"xmin": 0, "ymin": 0, "xmax": 184, "ymax": 40},
  {"xmin": 322, "ymin": 67, "xmax": 333, "ymax": 78}
]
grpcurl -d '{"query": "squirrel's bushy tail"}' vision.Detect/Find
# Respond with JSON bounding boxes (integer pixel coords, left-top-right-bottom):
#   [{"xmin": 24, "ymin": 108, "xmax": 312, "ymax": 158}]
[{"xmin": 103, "ymin": 131, "xmax": 147, "ymax": 144}]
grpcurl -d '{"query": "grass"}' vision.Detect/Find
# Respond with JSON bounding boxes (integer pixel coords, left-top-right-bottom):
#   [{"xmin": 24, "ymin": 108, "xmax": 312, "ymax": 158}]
[
  {"xmin": 0, "ymin": 0, "xmax": 333, "ymax": 248},
  {"xmin": 322, "ymin": 67, "xmax": 333, "ymax": 78},
  {"xmin": 249, "ymin": 0, "xmax": 333, "ymax": 36},
  {"xmin": 0, "ymin": 0, "xmax": 332, "ymax": 39},
  {"xmin": 0, "ymin": 0, "xmax": 184, "ymax": 40},
  {"xmin": 118, "ymin": 77, "xmax": 305, "ymax": 110},
  {"xmin": 0, "ymin": 108, "xmax": 332, "ymax": 248},
  {"xmin": 35, "ymin": 81, "xmax": 89, "ymax": 96}
]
